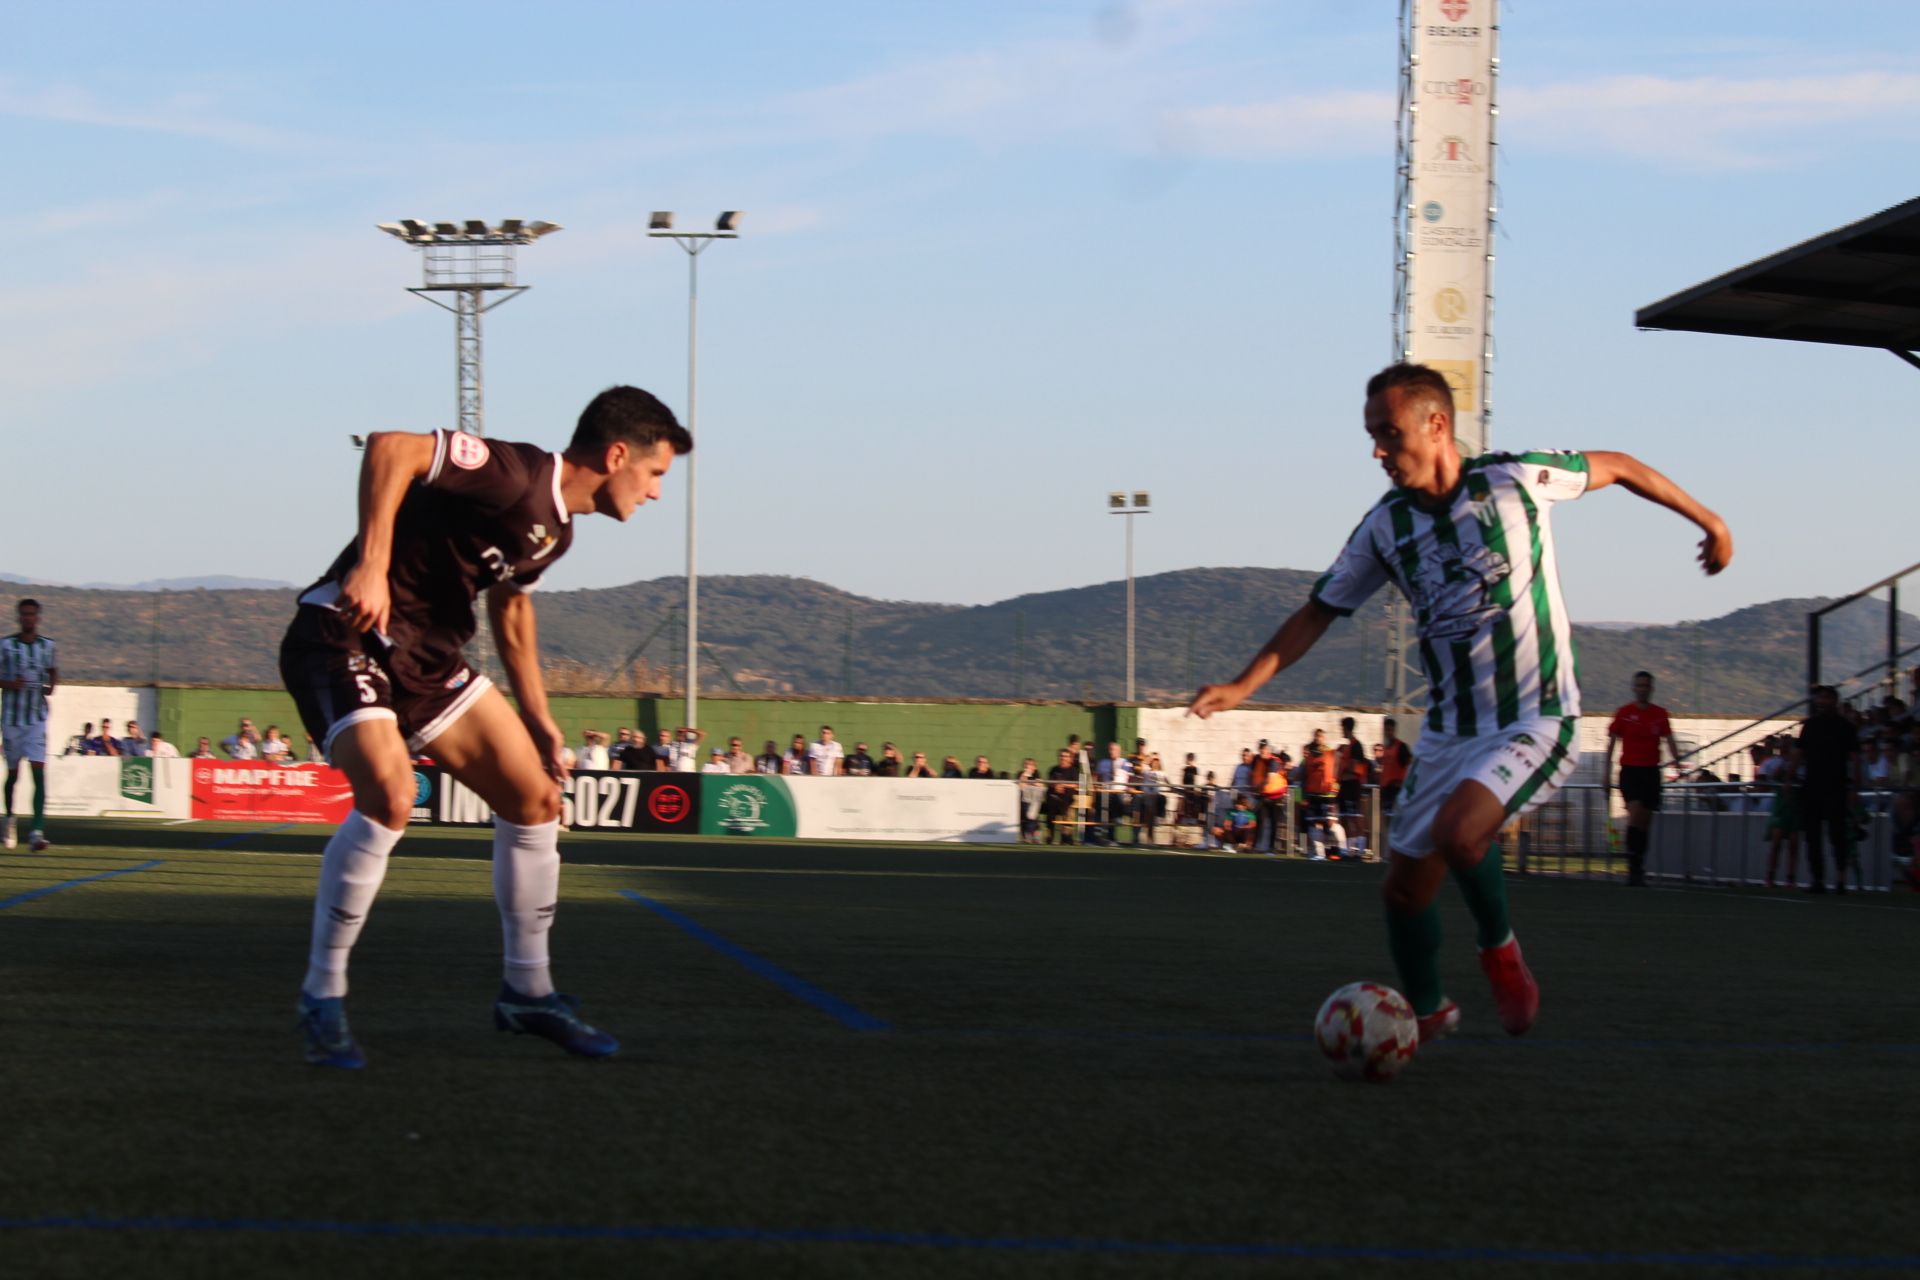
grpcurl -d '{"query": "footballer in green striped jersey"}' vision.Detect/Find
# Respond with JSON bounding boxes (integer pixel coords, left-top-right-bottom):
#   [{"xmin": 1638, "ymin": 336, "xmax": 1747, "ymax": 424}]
[
  {"xmin": 1, "ymin": 598, "xmax": 60, "ymax": 850},
  {"xmin": 1189, "ymin": 363, "xmax": 1732, "ymax": 1048}
]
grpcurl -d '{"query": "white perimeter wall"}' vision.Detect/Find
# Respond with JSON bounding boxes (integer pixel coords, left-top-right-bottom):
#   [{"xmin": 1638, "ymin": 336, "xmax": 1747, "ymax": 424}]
[{"xmin": 1136, "ymin": 707, "xmax": 1801, "ymax": 793}]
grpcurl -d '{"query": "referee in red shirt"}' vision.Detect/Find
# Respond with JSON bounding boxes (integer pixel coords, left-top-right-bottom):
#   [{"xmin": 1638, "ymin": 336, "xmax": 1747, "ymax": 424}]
[{"xmin": 1606, "ymin": 671, "xmax": 1685, "ymax": 887}]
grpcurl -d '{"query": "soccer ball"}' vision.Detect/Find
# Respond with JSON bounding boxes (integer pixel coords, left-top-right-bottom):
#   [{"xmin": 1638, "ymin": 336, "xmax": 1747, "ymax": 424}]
[{"xmin": 1314, "ymin": 982, "xmax": 1419, "ymax": 1082}]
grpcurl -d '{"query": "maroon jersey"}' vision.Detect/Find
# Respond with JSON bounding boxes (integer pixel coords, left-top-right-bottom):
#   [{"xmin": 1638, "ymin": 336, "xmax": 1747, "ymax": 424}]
[{"xmin": 299, "ymin": 430, "xmax": 574, "ymax": 686}]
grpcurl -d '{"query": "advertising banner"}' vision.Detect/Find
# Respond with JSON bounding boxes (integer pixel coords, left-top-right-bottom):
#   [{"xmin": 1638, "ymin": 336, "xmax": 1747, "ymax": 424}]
[
  {"xmin": 45, "ymin": 756, "xmax": 191, "ymax": 820},
  {"xmin": 418, "ymin": 768, "xmax": 702, "ymax": 835},
  {"xmin": 786, "ymin": 778, "xmax": 1019, "ymax": 844},
  {"xmin": 189, "ymin": 760, "xmax": 355, "ymax": 824},
  {"xmin": 1407, "ymin": 0, "xmax": 1497, "ymax": 453},
  {"xmin": 701, "ymin": 775, "xmax": 801, "ymax": 838}
]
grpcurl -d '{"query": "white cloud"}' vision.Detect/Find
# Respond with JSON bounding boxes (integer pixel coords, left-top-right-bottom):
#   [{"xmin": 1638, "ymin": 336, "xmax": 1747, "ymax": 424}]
[
  {"xmin": 1159, "ymin": 91, "xmax": 1396, "ymax": 158},
  {"xmin": 0, "ymin": 76, "xmax": 289, "ymax": 147}
]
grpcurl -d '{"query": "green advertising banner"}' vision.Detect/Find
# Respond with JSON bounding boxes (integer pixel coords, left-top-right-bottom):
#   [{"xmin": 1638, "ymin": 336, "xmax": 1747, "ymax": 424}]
[
  {"xmin": 119, "ymin": 758, "xmax": 154, "ymax": 805},
  {"xmin": 702, "ymin": 775, "xmax": 799, "ymax": 838}
]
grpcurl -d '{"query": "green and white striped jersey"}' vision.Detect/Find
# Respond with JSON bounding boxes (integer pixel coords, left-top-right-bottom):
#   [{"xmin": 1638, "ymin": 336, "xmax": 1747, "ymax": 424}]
[
  {"xmin": 1310, "ymin": 451, "xmax": 1590, "ymax": 737},
  {"xmin": 0, "ymin": 632, "xmax": 58, "ymax": 728}
]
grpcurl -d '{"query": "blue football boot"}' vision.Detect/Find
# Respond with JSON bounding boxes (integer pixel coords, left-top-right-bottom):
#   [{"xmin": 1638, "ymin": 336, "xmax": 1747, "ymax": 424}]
[
  {"xmin": 492, "ymin": 983, "xmax": 620, "ymax": 1058},
  {"xmin": 297, "ymin": 993, "xmax": 367, "ymax": 1068}
]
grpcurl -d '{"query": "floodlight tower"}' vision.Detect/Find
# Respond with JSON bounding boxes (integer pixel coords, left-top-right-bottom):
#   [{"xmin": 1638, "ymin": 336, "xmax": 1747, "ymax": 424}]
[
  {"xmin": 1108, "ymin": 491, "xmax": 1150, "ymax": 702},
  {"xmin": 378, "ymin": 218, "xmax": 562, "ymax": 436},
  {"xmin": 648, "ymin": 210, "xmax": 743, "ymax": 731}
]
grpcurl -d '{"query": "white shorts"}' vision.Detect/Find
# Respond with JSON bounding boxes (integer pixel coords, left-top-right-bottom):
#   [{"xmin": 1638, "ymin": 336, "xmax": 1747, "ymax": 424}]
[
  {"xmin": 1389, "ymin": 716, "xmax": 1579, "ymax": 859},
  {"xmin": 3, "ymin": 722, "xmax": 48, "ymax": 768}
]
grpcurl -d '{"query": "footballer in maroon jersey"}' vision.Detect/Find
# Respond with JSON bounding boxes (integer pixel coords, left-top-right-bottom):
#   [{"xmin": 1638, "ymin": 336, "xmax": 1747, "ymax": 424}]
[{"xmin": 281, "ymin": 385, "xmax": 690, "ymax": 1067}]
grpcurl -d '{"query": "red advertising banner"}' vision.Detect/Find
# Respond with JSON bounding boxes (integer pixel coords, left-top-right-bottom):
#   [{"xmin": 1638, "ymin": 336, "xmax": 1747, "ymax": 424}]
[{"xmin": 190, "ymin": 760, "xmax": 356, "ymax": 824}]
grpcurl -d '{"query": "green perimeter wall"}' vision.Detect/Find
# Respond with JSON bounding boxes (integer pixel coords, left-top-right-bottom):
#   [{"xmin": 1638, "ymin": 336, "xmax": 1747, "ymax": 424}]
[{"xmin": 155, "ymin": 688, "xmax": 1136, "ymax": 773}]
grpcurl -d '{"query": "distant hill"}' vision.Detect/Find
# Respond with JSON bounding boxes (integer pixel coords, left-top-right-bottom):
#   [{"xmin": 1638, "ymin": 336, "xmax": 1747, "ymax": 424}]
[{"xmin": 1, "ymin": 570, "xmax": 1905, "ymax": 716}]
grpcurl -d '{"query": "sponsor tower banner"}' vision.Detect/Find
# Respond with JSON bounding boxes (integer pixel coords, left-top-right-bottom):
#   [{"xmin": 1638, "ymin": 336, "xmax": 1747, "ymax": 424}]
[{"xmin": 1407, "ymin": 0, "xmax": 1497, "ymax": 454}]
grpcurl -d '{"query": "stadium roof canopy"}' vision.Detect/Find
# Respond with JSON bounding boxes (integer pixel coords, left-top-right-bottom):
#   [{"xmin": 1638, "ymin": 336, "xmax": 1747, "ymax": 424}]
[{"xmin": 1635, "ymin": 195, "xmax": 1920, "ymax": 370}]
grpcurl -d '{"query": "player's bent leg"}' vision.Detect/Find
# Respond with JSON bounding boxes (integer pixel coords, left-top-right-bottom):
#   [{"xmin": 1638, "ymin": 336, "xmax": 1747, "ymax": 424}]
[
  {"xmin": 427, "ymin": 690, "xmax": 617, "ymax": 1058},
  {"xmin": 1432, "ymin": 779, "xmax": 1539, "ymax": 1035},
  {"xmin": 303, "ymin": 719, "xmax": 412, "ymax": 1000}
]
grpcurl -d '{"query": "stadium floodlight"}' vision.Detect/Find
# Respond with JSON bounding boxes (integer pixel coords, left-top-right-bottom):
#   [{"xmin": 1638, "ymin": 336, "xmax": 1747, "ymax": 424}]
[
  {"xmin": 1108, "ymin": 490, "xmax": 1152, "ymax": 702},
  {"xmin": 379, "ymin": 217, "xmax": 562, "ymax": 435},
  {"xmin": 647, "ymin": 209, "xmax": 745, "ymax": 731}
]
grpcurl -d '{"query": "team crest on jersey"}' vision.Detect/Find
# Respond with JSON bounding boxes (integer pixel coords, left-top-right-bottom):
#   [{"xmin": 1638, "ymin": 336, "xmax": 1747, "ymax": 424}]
[
  {"xmin": 445, "ymin": 668, "xmax": 472, "ymax": 691},
  {"xmin": 449, "ymin": 432, "xmax": 491, "ymax": 470},
  {"xmin": 527, "ymin": 524, "xmax": 558, "ymax": 560},
  {"xmin": 1410, "ymin": 543, "xmax": 1511, "ymax": 641}
]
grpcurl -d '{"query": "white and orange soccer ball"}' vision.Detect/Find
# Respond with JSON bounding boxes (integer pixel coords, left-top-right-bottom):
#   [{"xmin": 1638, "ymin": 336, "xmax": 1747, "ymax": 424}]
[{"xmin": 1314, "ymin": 982, "xmax": 1419, "ymax": 1082}]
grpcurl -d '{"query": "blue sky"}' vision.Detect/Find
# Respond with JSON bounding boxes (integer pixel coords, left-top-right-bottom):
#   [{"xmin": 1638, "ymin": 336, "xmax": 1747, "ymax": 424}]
[{"xmin": 4, "ymin": 0, "xmax": 1916, "ymax": 624}]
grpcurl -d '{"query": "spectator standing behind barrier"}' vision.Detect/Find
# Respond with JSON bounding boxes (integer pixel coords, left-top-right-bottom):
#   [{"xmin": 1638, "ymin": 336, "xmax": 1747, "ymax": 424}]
[
  {"xmin": 724, "ymin": 737, "xmax": 753, "ymax": 775},
  {"xmin": 1795, "ymin": 686, "xmax": 1861, "ymax": 894},
  {"xmin": 222, "ymin": 718, "xmax": 259, "ymax": 759},
  {"xmin": 305, "ymin": 734, "xmax": 326, "ymax": 763},
  {"xmin": 1301, "ymin": 729, "xmax": 1342, "ymax": 859},
  {"xmin": 122, "ymin": 720, "xmax": 151, "ymax": 757},
  {"xmin": 1016, "ymin": 758, "xmax": 1043, "ymax": 842},
  {"xmin": 873, "ymin": 743, "xmax": 902, "ymax": 777},
  {"xmin": 844, "ymin": 741, "xmax": 875, "ymax": 776},
  {"xmin": 807, "ymin": 726, "xmax": 845, "ymax": 777},
  {"xmin": 1337, "ymin": 717, "xmax": 1371, "ymax": 847},
  {"xmin": 755, "ymin": 740, "xmax": 783, "ymax": 775},
  {"xmin": 781, "ymin": 734, "xmax": 810, "ymax": 775},
  {"xmin": 1259, "ymin": 753, "xmax": 1291, "ymax": 854},
  {"xmin": 940, "ymin": 755, "xmax": 964, "ymax": 779},
  {"xmin": 651, "ymin": 729, "xmax": 675, "ymax": 770},
  {"xmin": 149, "ymin": 731, "xmax": 179, "ymax": 758},
  {"xmin": 702, "ymin": 748, "xmax": 731, "ymax": 775},
  {"xmin": 1044, "ymin": 748, "xmax": 1079, "ymax": 844},
  {"xmin": 1605, "ymin": 671, "xmax": 1683, "ymax": 888},
  {"xmin": 65, "ymin": 723, "xmax": 93, "ymax": 756},
  {"xmin": 85, "ymin": 719, "xmax": 125, "ymax": 756},
  {"xmin": 1092, "ymin": 741, "xmax": 1132, "ymax": 845},
  {"xmin": 578, "ymin": 731, "xmax": 610, "ymax": 772},
  {"xmin": 260, "ymin": 726, "xmax": 293, "ymax": 763},
  {"xmin": 671, "ymin": 726, "xmax": 705, "ymax": 772},
  {"xmin": 968, "ymin": 755, "xmax": 995, "ymax": 780},
  {"xmin": 1230, "ymin": 748, "xmax": 1253, "ymax": 795},
  {"xmin": 192, "ymin": 736, "xmax": 216, "ymax": 759},
  {"xmin": 1247, "ymin": 743, "xmax": 1277, "ymax": 849},
  {"xmin": 905, "ymin": 752, "xmax": 935, "ymax": 779},
  {"xmin": 1377, "ymin": 718, "xmax": 1411, "ymax": 815},
  {"xmin": 615, "ymin": 731, "xmax": 652, "ymax": 772}
]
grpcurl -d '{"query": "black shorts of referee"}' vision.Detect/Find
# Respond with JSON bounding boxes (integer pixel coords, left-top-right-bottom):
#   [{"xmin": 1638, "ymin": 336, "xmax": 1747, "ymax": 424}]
[{"xmin": 1618, "ymin": 764, "xmax": 1662, "ymax": 811}]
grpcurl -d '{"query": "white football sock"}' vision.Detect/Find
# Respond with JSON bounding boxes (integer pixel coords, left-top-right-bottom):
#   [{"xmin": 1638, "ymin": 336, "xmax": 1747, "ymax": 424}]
[
  {"xmin": 1327, "ymin": 820, "xmax": 1347, "ymax": 851},
  {"xmin": 302, "ymin": 810, "xmax": 404, "ymax": 999},
  {"xmin": 494, "ymin": 817, "xmax": 560, "ymax": 998}
]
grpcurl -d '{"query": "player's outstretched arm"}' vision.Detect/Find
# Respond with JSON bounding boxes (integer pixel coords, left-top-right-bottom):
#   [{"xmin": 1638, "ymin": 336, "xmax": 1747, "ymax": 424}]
[
  {"xmin": 339, "ymin": 432, "xmax": 438, "ymax": 634},
  {"xmin": 1584, "ymin": 451, "xmax": 1734, "ymax": 575},
  {"xmin": 1186, "ymin": 599, "xmax": 1339, "ymax": 719},
  {"xmin": 489, "ymin": 585, "xmax": 569, "ymax": 781}
]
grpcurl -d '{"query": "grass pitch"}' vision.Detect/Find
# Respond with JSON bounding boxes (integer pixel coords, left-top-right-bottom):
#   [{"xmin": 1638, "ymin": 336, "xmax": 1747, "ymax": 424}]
[{"xmin": 1, "ymin": 819, "xmax": 1914, "ymax": 1278}]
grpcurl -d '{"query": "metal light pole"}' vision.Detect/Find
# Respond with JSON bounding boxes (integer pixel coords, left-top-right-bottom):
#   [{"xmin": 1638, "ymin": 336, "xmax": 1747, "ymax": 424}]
[
  {"xmin": 378, "ymin": 218, "xmax": 561, "ymax": 436},
  {"xmin": 1108, "ymin": 491, "xmax": 1150, "ymax": 701},
  {"xmin": 648, "ymin": 211, "xmax": 741, "ymax": 730}
]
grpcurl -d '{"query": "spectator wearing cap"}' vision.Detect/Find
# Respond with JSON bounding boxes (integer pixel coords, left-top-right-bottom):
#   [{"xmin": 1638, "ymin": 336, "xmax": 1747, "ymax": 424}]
[{"xmin": 701, "ymin": 748, "xmax": 732, "ymax": 775}]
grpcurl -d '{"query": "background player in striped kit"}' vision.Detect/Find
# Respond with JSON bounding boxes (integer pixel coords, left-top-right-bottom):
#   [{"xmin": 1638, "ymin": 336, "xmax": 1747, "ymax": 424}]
[
  {"xmin": 1189, "ymin": 363, "xmax": 1732, "ymax": 1042},
  {"xmin": 0, "ymin": 598, "xmax": 59, "ymax": 851}
]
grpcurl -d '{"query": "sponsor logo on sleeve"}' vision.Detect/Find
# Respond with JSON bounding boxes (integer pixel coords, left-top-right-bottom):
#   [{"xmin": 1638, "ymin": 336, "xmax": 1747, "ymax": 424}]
[{"xmin": 448, "ymin": 432, "xmax": 491, "ymax": 470}]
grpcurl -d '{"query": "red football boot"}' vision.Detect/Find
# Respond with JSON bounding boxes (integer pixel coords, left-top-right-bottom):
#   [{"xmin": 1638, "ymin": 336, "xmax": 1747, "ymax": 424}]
[
  {"xmin": 1478, "ymin": 935, "xmax": 1539, "ymax": 1036},
  {"xmin": 1415, "ymin": 999, "xmax": 1460, "ymax": 1044}
]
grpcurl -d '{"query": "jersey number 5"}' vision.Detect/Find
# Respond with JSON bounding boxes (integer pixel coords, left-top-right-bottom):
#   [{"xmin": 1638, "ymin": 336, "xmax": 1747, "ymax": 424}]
[{"xmin": 355, "ymin": 674, "xmax": 379, "ymax": 704}]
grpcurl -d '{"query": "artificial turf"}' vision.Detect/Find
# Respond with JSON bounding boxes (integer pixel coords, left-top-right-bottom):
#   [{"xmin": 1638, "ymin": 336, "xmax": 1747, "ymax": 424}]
[{"xmin": 1, "ymin": 819, "xmax": 1913, "ymax": 1279}]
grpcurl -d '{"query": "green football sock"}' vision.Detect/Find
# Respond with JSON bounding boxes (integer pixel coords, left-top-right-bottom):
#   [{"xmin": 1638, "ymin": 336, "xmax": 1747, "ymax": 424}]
[
  {"xmin": 32, "ymin": 767, "xmax": 47, "ymax": 827},
  {"xmin": 1385, "ymin": 902, "xmax": 1445, "ymax": 1016},
  {"xmin": 1452, "ymin": 841, "xmax": 1511, "ymax": 950},
  {"xmin": 3, "ymin": 767, "xmax": 15, "ymax": 816}
]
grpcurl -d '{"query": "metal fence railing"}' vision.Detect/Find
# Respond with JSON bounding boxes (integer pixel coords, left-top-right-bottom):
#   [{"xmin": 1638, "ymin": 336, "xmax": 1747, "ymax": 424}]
[{"xmin": 1016, "ymin": 778, "xmax": 1906, "ymax": 892}]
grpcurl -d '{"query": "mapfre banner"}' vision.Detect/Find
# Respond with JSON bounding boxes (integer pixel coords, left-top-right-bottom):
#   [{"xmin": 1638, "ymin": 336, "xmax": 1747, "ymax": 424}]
[
  {"xmin": 1407, "ymin": 0, "xmax": 1497, "ymax": 453},
  {"xmin": 190, "ymin": 760, "xmax": 356, "ymax": 824}
]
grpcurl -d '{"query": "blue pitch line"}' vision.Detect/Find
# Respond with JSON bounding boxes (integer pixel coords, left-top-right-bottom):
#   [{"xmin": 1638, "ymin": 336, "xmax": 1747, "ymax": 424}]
[
  {"xmin": 0, "ymin": 860, "xmax": 164, "ymax": 912},
  {"xmin": 916, "ymin": 1027, "xmax": 1920, "ymax": 1054},
  {"xmin": 206, "ymin": 823, "xmax": 296, "ymax": 851},
  {"xmin": 2, "ymin": 1214, "xmax": 1916, "ymax": 1269},
  {"xmin": 617, "ymin": 889, "xmax": 891, "ymax": 1032}
]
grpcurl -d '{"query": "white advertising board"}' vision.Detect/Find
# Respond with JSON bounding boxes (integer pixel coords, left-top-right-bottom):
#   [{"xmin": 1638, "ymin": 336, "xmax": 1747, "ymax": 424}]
[
  {"xmin": 43, "ymin": 756, "xmax": 191, "ymax": 819},
  {"xmin": 786, "ymin": 778, "xmax": 1019, "ymax": 844}
]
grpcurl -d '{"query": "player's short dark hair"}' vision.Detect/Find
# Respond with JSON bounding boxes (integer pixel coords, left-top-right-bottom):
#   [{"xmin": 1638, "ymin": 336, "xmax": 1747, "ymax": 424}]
[
  {"xmin": 570, "ymin": 386, "xmax": 693, "ymax": 458},
  {"xmin": 1365, "ymin": 363, "xmax": 1454, "ymax": 419},
  {"xmin": 1634, "ymin": 670, "xmax": 1654, "ymax": 681},
  {"xmin": 18, "ymin": 598, "xmax": 40, "ymax": 611}
]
